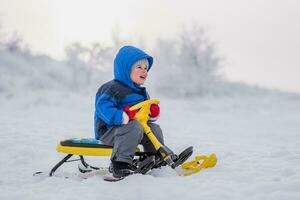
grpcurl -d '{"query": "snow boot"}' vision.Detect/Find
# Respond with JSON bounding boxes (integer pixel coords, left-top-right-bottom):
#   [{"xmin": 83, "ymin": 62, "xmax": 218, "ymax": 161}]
[{"xmin": 111, "ymin": 161, "xmax": 134, "ymax": 179}]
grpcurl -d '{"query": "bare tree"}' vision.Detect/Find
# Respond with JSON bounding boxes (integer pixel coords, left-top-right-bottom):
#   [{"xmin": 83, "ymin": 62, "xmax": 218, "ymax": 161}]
[
  {"xmin": 153, "ymin": 25, "xmax": 223, "ymax": 97},
  {"xmin": 65, "ymin": 42, "xmax": 91, "ymax": 89}
]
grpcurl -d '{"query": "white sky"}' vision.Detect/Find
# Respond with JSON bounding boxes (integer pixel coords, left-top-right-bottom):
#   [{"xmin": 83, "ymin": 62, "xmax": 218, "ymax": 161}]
[{"xmin": 0, "ymin": 0, "xmax": 300, "ymax": 93}]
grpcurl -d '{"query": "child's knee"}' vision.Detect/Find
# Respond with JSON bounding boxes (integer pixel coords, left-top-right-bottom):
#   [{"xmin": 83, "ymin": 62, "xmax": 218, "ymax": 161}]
[
  {"xmin": 127, "ymin": 120, "xmax": 144, "ymax": 138},
  {"xmin": 148, "ymin": 122, "xmax": 162, "ymax": 133},
  {"xmin": 128, "ymin": 120, "xmax": 143, "ymax": 131}
]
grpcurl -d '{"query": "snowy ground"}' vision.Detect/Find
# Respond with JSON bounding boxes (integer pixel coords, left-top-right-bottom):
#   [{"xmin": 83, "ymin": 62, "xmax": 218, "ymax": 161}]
[{"xmin": 0, "ymin": 90, "xmax": 300, "ymax": 200}]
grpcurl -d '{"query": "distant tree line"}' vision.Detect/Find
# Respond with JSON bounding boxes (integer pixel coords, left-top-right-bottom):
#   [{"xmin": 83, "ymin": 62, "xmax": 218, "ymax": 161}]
[{"xmin": 0, "ymin": 24, "xmax": 224, "ymax": 96}]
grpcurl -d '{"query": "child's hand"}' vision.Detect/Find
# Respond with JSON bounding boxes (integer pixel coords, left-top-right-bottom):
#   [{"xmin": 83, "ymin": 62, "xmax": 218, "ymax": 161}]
[
  {"xmin": 122, "ymin": 106, "xmax": 139, "ymax": 124},
  {"xmin": 149, "ymin": 104, "xmax": 160, "ymax": 121}
]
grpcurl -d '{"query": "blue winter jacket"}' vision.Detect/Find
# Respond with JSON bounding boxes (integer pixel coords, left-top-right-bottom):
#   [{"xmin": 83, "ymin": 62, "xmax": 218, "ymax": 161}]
[{"xmin": 94, "ymin": 46, "xmax": 153, "ymax": 139}]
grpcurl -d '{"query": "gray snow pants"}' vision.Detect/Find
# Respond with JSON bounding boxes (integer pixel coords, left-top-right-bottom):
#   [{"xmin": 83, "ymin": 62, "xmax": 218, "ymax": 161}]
[{"xmin": 100, "ymin": 120, "xmax": 164, "ymax": 164}]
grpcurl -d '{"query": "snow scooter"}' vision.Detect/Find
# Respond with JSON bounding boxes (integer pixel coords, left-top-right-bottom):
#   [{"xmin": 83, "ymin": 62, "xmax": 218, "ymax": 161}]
[{"xmin": 36, "ymin": 99, "xmax": 217, "ymax": 180}]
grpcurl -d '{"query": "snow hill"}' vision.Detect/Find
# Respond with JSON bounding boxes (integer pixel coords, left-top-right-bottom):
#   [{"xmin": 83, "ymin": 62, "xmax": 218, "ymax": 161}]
[{"xmin": 0, "ymin": 49, "xmax": 300, "ymax": 200}]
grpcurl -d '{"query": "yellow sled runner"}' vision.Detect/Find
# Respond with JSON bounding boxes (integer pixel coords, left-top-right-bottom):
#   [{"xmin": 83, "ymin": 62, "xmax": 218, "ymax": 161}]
[{"xmin": 43, "ymin": 99, "xmax": 217, "ymax": 178}]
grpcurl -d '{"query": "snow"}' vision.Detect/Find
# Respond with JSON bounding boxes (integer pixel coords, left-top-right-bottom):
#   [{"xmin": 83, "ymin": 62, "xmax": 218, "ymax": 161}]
[
  {"xmin": 1, "ymin": 50, "xmax": 300, "ymax": 200},
  {"xmin": 1, "ymin": 91, "xmax": 300, "ymax": 200}
]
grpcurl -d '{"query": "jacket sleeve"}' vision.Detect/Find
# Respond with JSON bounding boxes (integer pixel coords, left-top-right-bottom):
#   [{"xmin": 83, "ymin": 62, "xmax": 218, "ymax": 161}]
[{"xmin": 94, "ymin": 91, "xmax": 123, "ymax": 126}]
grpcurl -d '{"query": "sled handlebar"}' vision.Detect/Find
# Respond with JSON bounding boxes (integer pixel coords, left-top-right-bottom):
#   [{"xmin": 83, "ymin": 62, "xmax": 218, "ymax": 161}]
[{"xmin": 129, "ymin": 99, "xmax": 160, "ymax": 124}]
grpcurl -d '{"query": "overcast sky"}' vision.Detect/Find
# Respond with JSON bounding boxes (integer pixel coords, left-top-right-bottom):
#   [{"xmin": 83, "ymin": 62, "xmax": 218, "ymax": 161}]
[{"xmin": 0, "ymin": 0, "xmax": 299, "ymax": 93}]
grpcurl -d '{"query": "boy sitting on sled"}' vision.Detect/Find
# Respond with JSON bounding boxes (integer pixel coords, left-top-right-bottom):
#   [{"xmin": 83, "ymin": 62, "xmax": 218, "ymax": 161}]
[{"xmin": 94, "ymin": 45, "xmax": 163, "ymax": 179}]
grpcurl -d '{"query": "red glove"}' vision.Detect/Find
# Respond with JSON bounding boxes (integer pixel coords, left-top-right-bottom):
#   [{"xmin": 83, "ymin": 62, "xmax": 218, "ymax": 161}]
[
  {"xmin": 149, "ymin": 104, "xmax": 160, "ymax": 118},
  {"xmin": 123, "ymin": 106, "xmax": 139, "ymax": 121}
]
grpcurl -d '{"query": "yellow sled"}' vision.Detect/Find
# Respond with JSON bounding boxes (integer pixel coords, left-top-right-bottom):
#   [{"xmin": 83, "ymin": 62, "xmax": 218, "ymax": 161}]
[{"xmin": 48, "ymin": 99, "xmax": 217, "ymax": 177}]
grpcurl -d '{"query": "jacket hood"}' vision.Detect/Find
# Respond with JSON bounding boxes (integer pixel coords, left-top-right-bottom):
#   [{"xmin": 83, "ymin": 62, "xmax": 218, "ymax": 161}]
[{"xmin": 113, "ymin": 45, "xmax": 153, "ymax": 90}]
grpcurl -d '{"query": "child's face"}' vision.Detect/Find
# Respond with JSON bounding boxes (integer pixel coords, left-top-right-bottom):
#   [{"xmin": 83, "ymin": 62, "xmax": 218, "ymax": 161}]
[{"xmin": 130, "ymin": 63, "xmax": 148, "ymax": 85}]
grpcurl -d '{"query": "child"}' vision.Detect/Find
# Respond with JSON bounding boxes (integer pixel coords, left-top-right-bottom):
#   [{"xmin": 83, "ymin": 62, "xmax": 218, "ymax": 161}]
[{"xmin": 94, "ymin": 45, "xmax": 164, "ymax": 178}]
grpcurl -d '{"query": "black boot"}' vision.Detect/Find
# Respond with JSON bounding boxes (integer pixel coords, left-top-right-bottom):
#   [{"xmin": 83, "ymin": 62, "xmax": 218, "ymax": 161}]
[{"xmin": 111, "ymin": 161, "xmax": 134, "ymax": 179}]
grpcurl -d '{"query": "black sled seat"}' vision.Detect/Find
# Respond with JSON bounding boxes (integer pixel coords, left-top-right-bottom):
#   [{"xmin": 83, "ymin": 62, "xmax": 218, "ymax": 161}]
[{"xmin": 57, "ymin": 138, "xmax": 113, "ymax": 156}]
